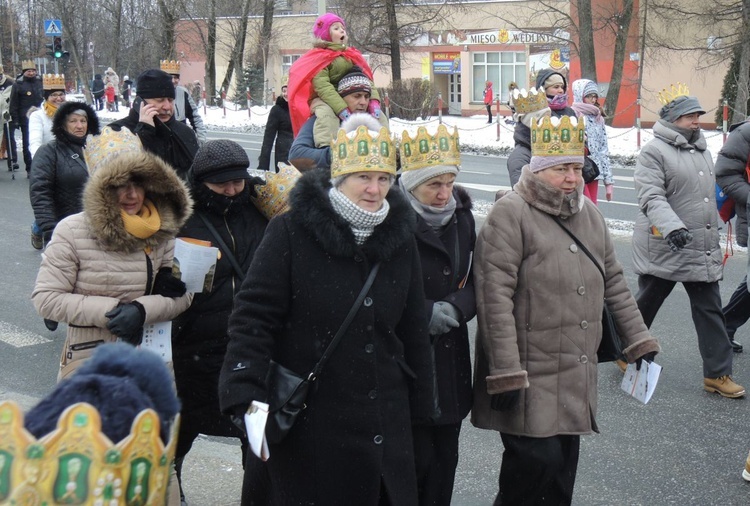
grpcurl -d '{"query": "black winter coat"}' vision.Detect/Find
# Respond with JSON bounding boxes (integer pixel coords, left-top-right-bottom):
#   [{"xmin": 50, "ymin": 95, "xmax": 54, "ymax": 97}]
[
  {"xmin": 9, "ymin": 75, "xmax": 43, "ymax": 123},
  {"xmin": 29, "ymin": 101, "xmax": 101, "ymax": 237},
  {"xmin": 258, "ymin": 96, "xmax": 293, "ymax": 171},
  {"xmin": 219, "ymin": 168, "xmax": 435, "ymax": 505},
  {"xmin": 715, "ymin": 120, "xmax": 750, "ymax": 247},
  {"xmin": 413, "ymin": 185, "xmax": 476, "ymax": 424},
  {"xmin": 109, "ymin": 106, "xmax": 198, "ymax": 178}
]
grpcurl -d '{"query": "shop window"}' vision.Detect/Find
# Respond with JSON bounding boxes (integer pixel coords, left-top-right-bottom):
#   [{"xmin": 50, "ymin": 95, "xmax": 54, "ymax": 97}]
[{"xmin": 472, "ymin": 51, "xmax": 527, "ymax": 103}]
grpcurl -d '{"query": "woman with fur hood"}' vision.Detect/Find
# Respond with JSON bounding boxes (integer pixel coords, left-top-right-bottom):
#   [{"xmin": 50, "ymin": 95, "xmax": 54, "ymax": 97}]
[{"xmin": 32, "ymin": 147, "xmax": 193, "ymax": 381}]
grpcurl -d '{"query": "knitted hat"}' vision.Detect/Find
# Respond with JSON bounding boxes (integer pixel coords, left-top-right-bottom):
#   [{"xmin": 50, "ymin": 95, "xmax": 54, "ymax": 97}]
[
  {"xmin": 582, "ymin": 80, "xmax": 599, "ymax": 98},
  {"xmin": 542, "ymin": 72, "xmax": 565, "ymax": 91},
  {"xmin": 136, "ymin": 69, "xmax": 175, "ymax": 99},
  {"xmin": 338, "ymin": 66, "xmax": 371, "ymax": 97},
  {"xmin": 190, "ymin": 139, "xmax": 251, "ymax": 183},
  {"xmin": 659, "ymin": 95, "xmax": 705, "ymax": 123},
  {"xmin": 400, "ymin": 165, "xmax": 458, "ymax": 192},
  {"xmin": 313, "ymin": 13, "xmax": 345, "ymax": 41}
]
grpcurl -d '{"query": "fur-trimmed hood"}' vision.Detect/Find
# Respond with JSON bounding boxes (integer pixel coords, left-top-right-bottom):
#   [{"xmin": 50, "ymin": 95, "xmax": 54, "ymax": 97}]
[
  {"xmin": 83, "ymin": 151, "xmax": 193, "ymax": 252},
  {"xmin": 288, "ymin": 168, "xmax": 416, "ymax": 261},
  {"xmin": 454, "ymin": 184, "xmax": 473, "ymax": 211},
  {"xmin": 512, "ymin": 165, "xmax": 585, "ymax": 217},
  {"xmin": 52, "ymin": 101, "xmax": 100, "ymax": 140}
]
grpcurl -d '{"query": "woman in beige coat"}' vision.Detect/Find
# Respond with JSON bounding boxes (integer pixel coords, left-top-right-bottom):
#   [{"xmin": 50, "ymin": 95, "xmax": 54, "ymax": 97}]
[
  {"xmin": 472, "ymin": 116, "xmax": 660, "ymax": 505},
  {"xmin": 32, "ymin": 150, "xmax": 193, "ymax": 381}
]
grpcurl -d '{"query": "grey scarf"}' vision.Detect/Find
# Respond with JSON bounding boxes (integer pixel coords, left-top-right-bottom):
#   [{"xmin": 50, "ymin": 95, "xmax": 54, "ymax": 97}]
[
  {"xmin": 402, "ymin": 185, "xmax": 456, "ymax": 230},
  {"xmin": 329, "ymin": 187, "xmax": 390, "ymax": 245}
]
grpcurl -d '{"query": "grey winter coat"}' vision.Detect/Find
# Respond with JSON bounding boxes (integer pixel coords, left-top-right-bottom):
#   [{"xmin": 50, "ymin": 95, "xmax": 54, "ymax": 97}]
[
  {"xmin": 174, "ymin": 86, "xmax": 207, "ymax": 144},
  {"xmin": 633, "ymin": 120, "xmax": 723, "ymax": 282},
  {"xmin": 472, "ymin": 166, "xmax": 659, "ymax": 437},
  {"xmin": 715, "ymin": 120, "xmax": 750, "ymax": 247}
]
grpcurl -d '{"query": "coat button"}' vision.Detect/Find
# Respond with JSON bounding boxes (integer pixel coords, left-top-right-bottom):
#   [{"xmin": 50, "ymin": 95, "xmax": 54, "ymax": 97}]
[
  {"xmin": 373, "ymin": 435, "xmax": 384, "ymax": 445},
  {"xmin": 699, "ymin": 171, "xmax": 704, "ymax": 176},
  {"xmin": 706, "ymin": 224, "xmax": 711, "ymax": 229},
  {"xmin": 580, "ymin": 320, "xmax": 588, "ymax": 329},
  {"xmin": 577, "ymin": 286, "xmax": 586, "ymax": 295},
  {"xmin": 580, "ymin": 355, "xmax": 589, "ymax": 364},
  {"xmin": 368, "ymin": 389, "xmax": 378, "ymax": 399},
  {"xmin": 443, "ymin": 266, "xmax": 451, "ymax": 276},
  {"xmin": 570, "ymin": 244, "xmax": 578, "ymax": 253},
  {"xmin": 365, "ymin": 344, "xmax": 374, "ymax": 353},
  {"xmin": 703, "ymin": 197, "xmax": 709, "ymax": 203},
  {"xmin": 706, "ymin": 251, "xmax": 711, "ymax": 256},
  {"xmin": 363, "ymin": 297, "xmax": 373, "ymax": 307},
  {"xmin": 444, "ymin": 339, "xmax": 453, "ymax": 348},
  {"xmin": 690, "ymin": 149, "xmax": 695, "ymax": 153}
]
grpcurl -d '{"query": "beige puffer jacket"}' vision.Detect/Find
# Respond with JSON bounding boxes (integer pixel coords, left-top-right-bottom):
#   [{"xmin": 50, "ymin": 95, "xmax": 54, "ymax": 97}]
[{"xmin": 32, "ymin": 151, "xmax": 193, "ymax": 380}]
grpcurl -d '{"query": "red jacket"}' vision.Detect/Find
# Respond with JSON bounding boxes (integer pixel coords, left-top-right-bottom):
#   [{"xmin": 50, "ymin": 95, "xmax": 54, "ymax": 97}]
[{"xmin": 483, "ymin": 83, "xmax": 493, "ymax": 105}]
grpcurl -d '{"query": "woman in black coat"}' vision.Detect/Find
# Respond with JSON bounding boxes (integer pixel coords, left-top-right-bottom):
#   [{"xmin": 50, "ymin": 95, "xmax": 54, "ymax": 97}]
[
  {"xmin": 219, "ymin": 118, "xmax": 436, "ymax": 506},
  {"xmin": 398, "ymin": 126, "xmax": 476, "ymax": 506},
  {"xmin": 171, "ymin": 140, "xmax": 268, "ymax": 504},
  {"xmin": 257, "ymin": 85, "xmax": 293, "ymax": 172},
  {"xmin": 29, "ymin": 100, "xmax": 100, "ymax": 245}
]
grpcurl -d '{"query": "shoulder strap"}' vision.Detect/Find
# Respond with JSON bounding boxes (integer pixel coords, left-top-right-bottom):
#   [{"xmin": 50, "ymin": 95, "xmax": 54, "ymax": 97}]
[
  {"xmin": 551, "ymin": 216, "xmax": 605, "ymax": 282},
  {"xmin": 309, "ymin": 262, "xmax": 381, "ymax": 380},
  {"xmin": 197, "ymin": 212, "xmax": 246, "ymax": 280}
]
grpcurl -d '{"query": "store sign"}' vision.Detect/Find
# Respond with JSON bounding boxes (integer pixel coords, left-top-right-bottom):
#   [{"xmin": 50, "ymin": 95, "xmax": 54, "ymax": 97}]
[
  {"xmin": 433, "ymin": 52, "xmax": 461, "ymax": 74},
  {"xmin": 460, "ymin": 29, "xmax": 566, "ymax": 46}
]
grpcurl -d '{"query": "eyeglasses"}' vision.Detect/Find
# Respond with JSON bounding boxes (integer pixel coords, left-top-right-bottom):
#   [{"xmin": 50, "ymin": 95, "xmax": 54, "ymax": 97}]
[{"xmin": 49, "ymin": 92, "xmax": 65, "ymax": 98}]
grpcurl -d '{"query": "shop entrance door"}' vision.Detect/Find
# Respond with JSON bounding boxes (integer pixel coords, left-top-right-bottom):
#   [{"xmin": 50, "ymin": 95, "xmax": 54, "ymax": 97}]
[{"xmin": 448, "ymin": 73, "xmax": 461, "ymax": 115}]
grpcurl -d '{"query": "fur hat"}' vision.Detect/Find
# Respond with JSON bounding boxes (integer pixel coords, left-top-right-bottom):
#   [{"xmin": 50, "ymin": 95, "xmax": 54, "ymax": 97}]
[
  {"xmin": 337, "ymin": 66, "xmax": 371, "ymax": 97},
  {"xmin": 136, "ymin": 69, "xmax": 175, "ymax": 99},
  {"xmin": 190, "ymin": 139, "xmax": 251, "ymax": 183},
  {"xmin": 313, "ymin": 13, "xmax": 345, "ymax": 41},
  {"xmin": 542, "ymin": 73, "xmax": 565, "ymax": 91},
  {"xmin": 659, "ymin": 95, "xmax": 705, "ymax": 123}
]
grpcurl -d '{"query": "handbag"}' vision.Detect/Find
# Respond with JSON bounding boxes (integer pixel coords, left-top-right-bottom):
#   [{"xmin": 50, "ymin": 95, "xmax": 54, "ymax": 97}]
[
  {"xmin": 582, "ymin": 145, "xmax": 600, "ymax": 184},
  {"xmin": 264, "ymin": 262, "xmax": 381, "ymax": 444},
  {"xmin": 552, "ymin": 216, "xmax": 624, "ymax": 363}
]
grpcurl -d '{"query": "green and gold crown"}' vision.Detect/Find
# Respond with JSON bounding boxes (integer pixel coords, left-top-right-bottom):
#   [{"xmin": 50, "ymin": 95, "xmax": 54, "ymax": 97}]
[
  {"xmin": 657, "ymin": 82, "xmax": 689, "ymax": 105},
  {"xmin": 42, "ymin": 74, "xmax": 65, "ymax": 91},
  {"xmin": 531, "ymin": 116, "xmax": 585, "ymax": 157},
  {"xmin": 159, "ymin": 60, "xmax": 181, "ymax": 75},
  {"xmin": 399, "ymin": 125, "xmax": 460, "ymax": 173},
  {"xmin": 512, "ymin": 87, "xmax": 548, "ymax": 114},
  {"xmin": 251, "ymin": 163, "xmax": 301, "ymax": 220},
  {"xmin": 0, "ymin": 401, "xmax": 179, "ymax": 505},
  {"xmin": 330, "ymin": 125, "xmax": 397, "ymax": 178}
]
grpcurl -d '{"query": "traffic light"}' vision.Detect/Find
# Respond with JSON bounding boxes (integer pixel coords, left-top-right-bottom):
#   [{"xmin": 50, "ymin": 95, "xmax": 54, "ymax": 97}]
[{"xmin": 53, "ymin": 37, "xmax": 63, "ymax": 59}]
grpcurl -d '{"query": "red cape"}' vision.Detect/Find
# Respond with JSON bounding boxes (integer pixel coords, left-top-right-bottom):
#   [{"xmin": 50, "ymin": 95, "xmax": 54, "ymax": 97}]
[{"xmin": 288, "ymin": 47, "xmax": 373, "ymax": 136}]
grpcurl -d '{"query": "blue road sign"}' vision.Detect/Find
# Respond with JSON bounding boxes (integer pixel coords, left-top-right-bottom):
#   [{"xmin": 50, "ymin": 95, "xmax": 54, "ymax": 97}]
[{"xmin": 44, "ymin": 19, "xmax": 62, "ymax": 37}]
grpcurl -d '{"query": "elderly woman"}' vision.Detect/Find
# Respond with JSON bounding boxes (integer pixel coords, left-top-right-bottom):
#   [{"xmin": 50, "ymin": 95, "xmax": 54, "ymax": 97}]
[
  {"xmin": 219, "ymin": 116, "xmax": 435, "ymax": 505},
  {"xmin": 634, "ymin": 85, "xmax": 744, "ymax": 398},
  {"xmin": 398, "ymin": 125, "xmax": 476, "ymax": 506},
  {"xmin": 31, "ymin": 147, "xmax": 193, "ymax": 381},
  {"xmin": 473, "ymin": 116, "xmax": 659, "ymax": 505}
]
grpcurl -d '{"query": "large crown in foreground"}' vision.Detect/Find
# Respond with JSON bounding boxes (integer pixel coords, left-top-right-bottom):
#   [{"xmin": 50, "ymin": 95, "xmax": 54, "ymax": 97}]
[
  {"xmin": 330, "ymin": 125, "xmax": 397, "ymax": 178},
  {"xmin": 42, "ymin": 74, "xmax": 65, "ymax": 91},
  {"xmin": 399, "ymin": 125, "xmax": 460, "ymax": 173},
  {"xmin": 658, "ymin": 82, "xmax": 689, "ymax": 105},
  {"xmin": 85, "ymin": 126, "xmax": 143, "ymax": 175},
  {"xmin": 159, "ymin": 60, "xmax": 181, "ymax": 75},
  {"xmin": 251, "ymin": 163, "xmax": 301, "ymax": 220},
  {"xmin": 512, "ymin": 87, "xmax": 548, "ymax": 114},
  {"xmin": 0, "ymin": 401, "xmax": 179, "ymax": 505},
  {"xmin": 531, "ymin": 116, "xmax": 585, "ymax": 157}
]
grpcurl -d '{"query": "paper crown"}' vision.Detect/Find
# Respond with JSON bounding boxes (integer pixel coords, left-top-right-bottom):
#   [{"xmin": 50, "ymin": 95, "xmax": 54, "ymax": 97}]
[
  {"xmin": 531, "ymin": 116, "xmax": 585, "ymax": 157},
  {"xmin": 399, "ymin": 124, "xmax": 460, "ymax": 173},
  {"xmin": 512, "ymin": 87, "xmax": 548, "ymax": 114},
  {"xmin": 21, "ymin": 59, "xmax": 36, "ymax": 71},
  {"xmin": 0, "ymin": 401, "xmax": 179, "ymax": 505},
  {"xmin": 42, "ymin": 73, "xmax": 65, "ymax": 91},
  {"xmin": 658, "ymin": 82, "xmax": 690, "ymax": 105},
  {"xmin": 251, "ymin": 163, "xmax": 301, "ymax": 220},
  {"xmin": 84, "ymin": 126, "xmax": 143, "ymax": 175},
  {"xmin": 330, "ymin": 126, "xmax": 397, "ymax": 178},
  {"xmin": 160, "ymin": 60, "xmax": 181, "ymax": 75}
]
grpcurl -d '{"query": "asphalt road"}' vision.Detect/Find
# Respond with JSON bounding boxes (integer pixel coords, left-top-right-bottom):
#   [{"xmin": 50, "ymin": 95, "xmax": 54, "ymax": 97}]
[{"xmin": 1, "ymin": 128, "xmax": 749, "ymax": 505}]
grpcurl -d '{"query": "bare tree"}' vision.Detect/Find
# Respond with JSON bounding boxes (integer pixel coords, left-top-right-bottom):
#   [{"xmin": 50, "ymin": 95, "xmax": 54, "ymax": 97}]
[
  {"xmin": 576, "ymin": 0, "xmax": 598, "ymax": 80},
  {"xmin": 601, "ymin": 0, "xmax": 635, "ymax": 123}
]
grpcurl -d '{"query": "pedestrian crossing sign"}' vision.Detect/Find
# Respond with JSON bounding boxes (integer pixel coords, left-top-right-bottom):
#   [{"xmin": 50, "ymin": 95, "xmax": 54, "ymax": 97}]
[{"xmin": 44, "ymin": 19, "xmax": 62, "ymax": 37}]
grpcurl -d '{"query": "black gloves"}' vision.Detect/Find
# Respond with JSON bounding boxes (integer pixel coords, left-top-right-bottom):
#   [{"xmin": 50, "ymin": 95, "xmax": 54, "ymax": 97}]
[
  {"xmin": 636, "ymin": 351, "xmax": 657, "ymax": 370},
  {"xmin": 665, "ymin": 228, "xmax": 692, "ymax": 252},
  {"xmin": 152, "ymin": 267, "xmax": 187, "ymax": 297},
  {"xmin": 105, "ymin": 301, "xmax": 146, "ymax": 345},
  {"xmin": 490, "ymin": 390, "xmax": 521, "ymax": 412},
  {"xmin": 428, "ymin": 301, "xmax": 461, "ymax": 336}
]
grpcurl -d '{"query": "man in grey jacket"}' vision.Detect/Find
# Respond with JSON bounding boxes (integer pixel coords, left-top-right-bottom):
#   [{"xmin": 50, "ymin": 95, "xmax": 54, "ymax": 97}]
[{"xmin": 161, "ymin": 60, "xmax": 207, "ymax": 145}]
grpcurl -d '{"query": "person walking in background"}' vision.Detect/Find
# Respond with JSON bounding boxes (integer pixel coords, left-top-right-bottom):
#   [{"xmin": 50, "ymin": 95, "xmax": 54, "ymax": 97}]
[
  {"xmin": 398, "ymin": 125, "xmax": 476, "ymax": 506},
  {"xmin": 160, "ymin": 60, "xmax": 207, "ymax": 145},
  {"xmin": 473, "ymin": 115, "xmax": 659, "ymax": 505},
  {"xmin": 90, "ymin": 73, "xmax": 105, "ymax": 111},
  {"xmin": 633, "ymin": 84, "xmax": 744, "ymax": 398},
  {"xmin": 122, "ymin": 75, "xmax": 133, "ymax": 108},
  {"xmin": 191, "ymin": 80, "xmax": 202, "ymax": 107},
  {"xmin": 103, "ymin": 67, "xmax": 120, "ymax": 112},
  {"xmin": 0, "ymin": 64, "xmax": 20, "ymax": 173},
  {"xmin": 483, "ymin": 81, "xmax": 494, "ymax": 123},
  {"xmin": 104, "ymin": 83, "xmax": 116, "ymax": 112},
  {"xmin": 29, "ymin": 74, "xmax": 66, "ymax": 161},
  {"xmin": 572, "ymin": 79, "xmax": 614, "ymax": 204},
  {"xmin": 715, "ymin": 117, "xmax": 750, "ymax": 354},
  {"xmin": 9, "ymin": 60, "xmax": 43, "ymax": 175},
  {"xmin": 258, "ymin": 84, "xmax": 292, "ymax": 172}
]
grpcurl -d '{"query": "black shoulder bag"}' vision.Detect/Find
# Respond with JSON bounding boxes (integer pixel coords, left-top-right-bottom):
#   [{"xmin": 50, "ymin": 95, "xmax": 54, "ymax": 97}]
[
  {"xmin": 552, "ymin": 216, "xmax": 624, "ymax": 363},
  {"xmin": 197, "ymin": 212, "xmax": 246, "ymax": 279}
]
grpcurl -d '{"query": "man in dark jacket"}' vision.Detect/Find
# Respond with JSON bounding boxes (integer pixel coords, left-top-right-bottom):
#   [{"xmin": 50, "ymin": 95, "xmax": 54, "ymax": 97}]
[
  {"xmin": 91, "ymin": 73, "xmax": 105, "ymax": 111},
  {"xmin": 9, "ymin": 60, "xmax": 43, "ymax": 174},
  {"xmin": 716, "ymin": 118, "xmax": 750, "ymax": 353},
  {"xmin": 0, "ymin": 63, "xmax": 19, "ymax": 172},
  {"xmin": 109, "ymin": 69, "xmax": 199, "ymax": 179},
  {"xmin": 258, "ymin": 85, "xmax": 293, "ymax": 172}
]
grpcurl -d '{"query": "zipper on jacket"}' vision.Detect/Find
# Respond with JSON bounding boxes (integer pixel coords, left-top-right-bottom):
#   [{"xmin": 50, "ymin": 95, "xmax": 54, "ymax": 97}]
[
  {"xmin": 145, "ymin": 252, "xmax": 154, "ymax": 294},
  {"xmin": 224, "ymin": 214, "xmax": 239, "ymax": 295}
]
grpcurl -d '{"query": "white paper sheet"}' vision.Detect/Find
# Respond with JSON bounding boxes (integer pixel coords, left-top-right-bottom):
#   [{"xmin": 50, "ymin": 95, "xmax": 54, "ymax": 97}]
[
  {"xmin": 621, "ymin": 361, "xmax": 662, "ymax": 404},
  {"xmin": 245, "ymin": 401, "xmax": 270, "ymax": 461},
  {"xmin": 173, "ymin": 238, "xmax": 219, "ymax": 293},
  {"xmin": 140, "ymin": 321, "xmax": 172, "ymax": 362}
]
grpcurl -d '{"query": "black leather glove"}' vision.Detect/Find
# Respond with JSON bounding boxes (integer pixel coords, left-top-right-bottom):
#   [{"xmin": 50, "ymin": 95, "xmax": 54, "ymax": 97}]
[
  {"xmin": 105, "ymin": 301, "xmax": 146, "ymax": 345},
  {"xmin": 152, "ymin": 267, "xmax": 187, "ymax": 297},
  {"xmin": 490, "ymin": 390, "xmax": 521, "ymax": 412},
  {"xmin": 665, "ymin": 228, "xmax": 692, "ymax": 252},
  {"xmin": 636, "ymin": 351, "xmax": 657, "ymax": 371}
]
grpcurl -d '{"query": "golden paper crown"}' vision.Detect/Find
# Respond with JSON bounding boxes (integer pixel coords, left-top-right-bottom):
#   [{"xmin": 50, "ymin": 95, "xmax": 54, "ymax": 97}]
[
  {"xmin": 160, "ymin": 60, "xmax": 181, "ymax": 75},
  {"xmin": 658, "ymin": 82, "xmax": 690, "ymax": 105},
  {"xmin": 330, "ymin": 126, "xmax": 397, "ymax": 178},
  {"xmin": 512, "ymin": 87, "xmax": 548, "ymax": 114},
  {"xmin": 251, "ymin": 163, "xmax": 302, "ymax": 220},
  {"xmin": 84, "ymin": 126, "xmax": 143, "ymax": 175},
  {"xmin": 530, "ymin": 116, "xmax": 586, "ymax": 157},
  {"xmin": 21, "ymin": 59, "xmax": 36, "ymax": 71},
  {"xmin": 42, "ymin": 73, "xmax": 65, "ymax": 91},
  {"xmin": 399, "ymin": 125, "xmax": 460, "ymax": 173},
  {"xmin": 0, "ymin": 401, "xmax": 179, "ymax": 505}
]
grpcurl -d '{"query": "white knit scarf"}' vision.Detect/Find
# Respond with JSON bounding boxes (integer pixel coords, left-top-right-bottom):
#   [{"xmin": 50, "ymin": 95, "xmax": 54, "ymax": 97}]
[{"xmin": 329, "ymin": 187, "xmax": 390, "ymax": 245}]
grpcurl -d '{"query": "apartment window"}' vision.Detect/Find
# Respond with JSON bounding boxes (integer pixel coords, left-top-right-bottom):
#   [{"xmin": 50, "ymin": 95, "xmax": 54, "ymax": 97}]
[
  {"xmin": 472, "ymin": 51, "xmax": 527, "ymax": 103},
  {"xmin": 282, "ymin": 54, "xmax": 301, "ymax": 77}
]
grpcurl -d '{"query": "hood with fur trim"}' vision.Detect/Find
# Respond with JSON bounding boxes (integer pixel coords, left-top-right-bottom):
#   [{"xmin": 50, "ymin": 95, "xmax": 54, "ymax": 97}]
[
  {"xmin": 52, "ymin": 101, "xmax": 100, "ymax": 140},
  {"xmin": 289, "ymin": 168, "xmax": 416, "ymax": 262},
  {"xmin": 513, "ymin": 165, "xmax": 585, "ymax": 217},
  {"xmin": 83, "ymin": 151, "xmax": 193, "ymax": 252}
]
